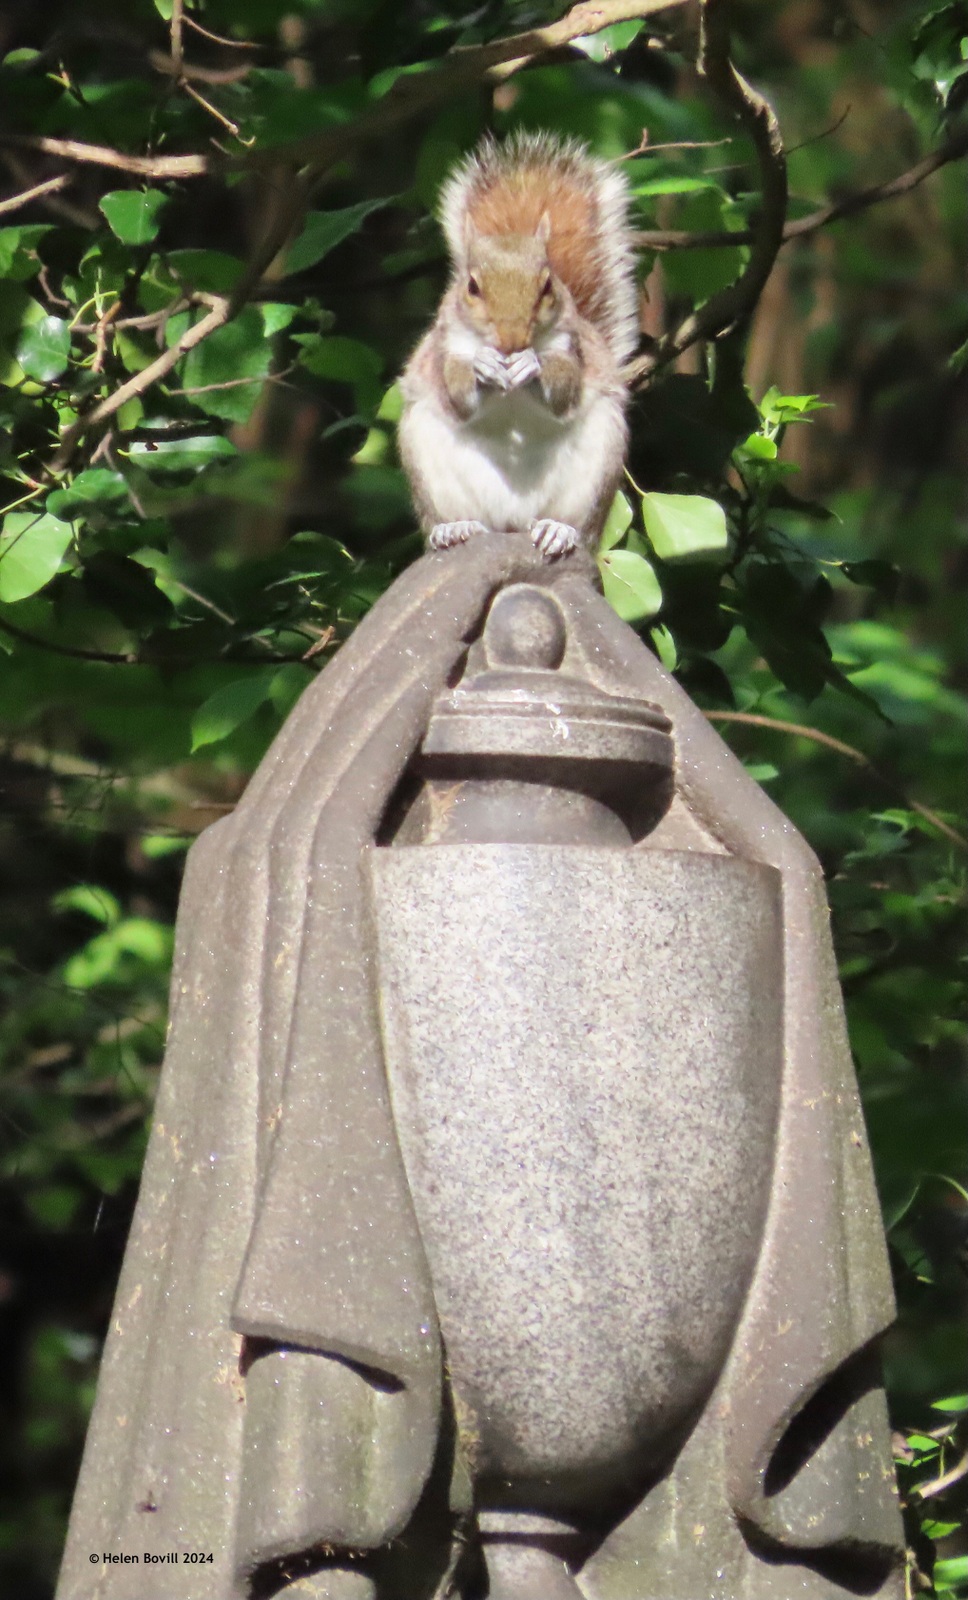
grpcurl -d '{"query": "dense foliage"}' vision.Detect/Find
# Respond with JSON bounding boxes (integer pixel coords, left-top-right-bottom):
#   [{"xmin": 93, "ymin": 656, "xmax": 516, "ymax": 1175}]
[{"xmin": 0, "ymin": 1, "xmax": 965, "ymax": 1595}]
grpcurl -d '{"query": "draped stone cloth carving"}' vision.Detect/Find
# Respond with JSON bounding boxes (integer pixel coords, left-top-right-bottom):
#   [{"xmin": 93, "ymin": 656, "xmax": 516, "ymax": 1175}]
[{"xmin": 57, "ymin": 534, "xmax": 901, "ymax": 1600}]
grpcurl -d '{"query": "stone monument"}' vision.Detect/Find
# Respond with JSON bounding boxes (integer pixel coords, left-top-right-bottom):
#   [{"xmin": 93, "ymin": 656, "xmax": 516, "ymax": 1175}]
[{"xmin": 57, "ymin": 535, "xmax": 903, "ymax": 1600}]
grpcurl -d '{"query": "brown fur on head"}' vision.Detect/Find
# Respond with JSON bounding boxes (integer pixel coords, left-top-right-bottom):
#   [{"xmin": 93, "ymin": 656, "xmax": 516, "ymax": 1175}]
[
  {"xmin": 439, "ymin": 132, "xmax": 639, "ymax": 361},
  {"xmin": 466, "ymin": 171, "xmax": 597, "ymax": 336},
  {"xmin": 460, "ymin": 218, "xmax": 564, "ymax": 354}
]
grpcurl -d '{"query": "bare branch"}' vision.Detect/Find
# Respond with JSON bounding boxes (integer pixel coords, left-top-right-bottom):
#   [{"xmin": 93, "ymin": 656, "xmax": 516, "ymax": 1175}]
[
  {"xmin": 705, "ymin": 711, "xmax": 968, "ymax": 853},
  {"xmin": 0, "ymin": 134, "xmax": 209, "ymax": 179},
  {"xmin": 181, "ymin": 14, "xmax": 261, "ymax": 49},
  {"xmin": 914, "ymin": 1448, "xmax": 968, "ymax": 1501},
  {"xmin": 0, "ymin": 1, "xmax": 685, "ymax": 184},
  {"xmin": 634, "ymin": 122, "xmax": 968, "ymax": 249},
  {"xmin": 249, "ymin": 0, "xmax": 688, "ymax": 171},
  {"xmin": 0, "ymin": 172, "xmax": 71, "ymax": 218},
  {"xmin": 36, "ymin": 0, "xmax": 685, "ymax": 474},
  {"xmin": 48, "ymin": 298, "xmax": 231, "ymax": 473},
  {"xmin": 625, "ymin": 0, "xmax": 787, "ymax": 387}
]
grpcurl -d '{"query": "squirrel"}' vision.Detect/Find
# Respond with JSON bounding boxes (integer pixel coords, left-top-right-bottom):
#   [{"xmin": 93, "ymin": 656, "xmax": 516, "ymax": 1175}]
[{"xmin": 398, "ymin": 131, "xmax": 638, "ymax": 560}]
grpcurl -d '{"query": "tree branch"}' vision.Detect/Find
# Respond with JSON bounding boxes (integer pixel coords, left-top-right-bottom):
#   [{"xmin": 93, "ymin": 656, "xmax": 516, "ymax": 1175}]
[
  {"xmin": 0, "ymin": 172, "xmax": 72, "ymax": 218},
  {"xmin": 0, "ymin": 134, "xmax": 209, "ymax": 179},
  {"xmin": 705, "ymin": 711, "xmax": 968, "ymax": 852},
  {"xmin": 1, "ymin": 1, "xmax": 685, "ymax": 183},
  {"xmin": 625, "ymin": 0, "xmax": 787, "ymax": 387},
  {"xmin": 48, "ymin": 298, "xmax": 231, "ymax": 472},
  {"xmin": 37, "ymin": 0, "xmax": 686, "ymax": 470},
  {"xmin": 634, "ymin": 123, "xmax": 968, "ymax": 250}
]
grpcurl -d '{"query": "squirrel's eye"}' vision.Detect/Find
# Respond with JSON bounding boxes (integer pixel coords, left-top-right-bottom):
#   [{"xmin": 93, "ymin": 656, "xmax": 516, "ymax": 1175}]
[
  {"xmin": 540, "ymin": 276, "xmax": 554, "ymax": 300},
  {"xmin": 467, "ymin": 276, "xmax": 482, "ymax": 298}
]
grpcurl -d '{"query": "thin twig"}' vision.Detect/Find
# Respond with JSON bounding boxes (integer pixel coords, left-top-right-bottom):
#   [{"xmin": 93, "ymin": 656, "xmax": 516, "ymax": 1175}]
[
  {"xmin": 915, "ymin": 1449, "xmax": 968, "ymax": 1501},
  {"xmin": 48, "ymin": 298, "xmax": 231, "ymax": 472},
  {"xmin": 0, "ymin": 134, "xmax": 208, "ymax": 179},
  {"xmin": 0, "ymin": 172, "xmax": 71, "ymax": 218},
  {"xmin": 150, "ymin": 50, "xmax": 252, "ymax": 86},
  {"xmin": 705, "ymin": 710, "xmax": 968, "ymax": 852},
  {"xmin": 625, "ymin": 0, "xmax": 787, "ymax": 387},
  {"xmin": 182, "ymin": 80, "xmax": 244, "ymax": 139},
  {"xmin": 170, "ymin": 0, "xmax": 184, "ymax": 74},
  {"xmin": 35, "ymin": 0, "xmax": 684, "ymax": 472},
  {"xmin": 634, "ymin": 123, "xmax": 968, "ymax": 249},
  {"xmin": 0, "ymin": 0, "xmax": 685, "ymax": 184},
  {"xmin": 243, "ymin": 0, "xmax": 689, "ymax": 170},
  {"xmin": 182, "ymin": 13, "xmax": 261, "ymax": 49}
]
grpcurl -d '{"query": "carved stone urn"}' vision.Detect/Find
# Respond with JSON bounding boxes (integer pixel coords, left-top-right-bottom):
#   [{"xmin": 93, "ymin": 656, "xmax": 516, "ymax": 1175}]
[{"xmin": 55, "ymin": 537, "xmax": 903, "ymax": 1600}]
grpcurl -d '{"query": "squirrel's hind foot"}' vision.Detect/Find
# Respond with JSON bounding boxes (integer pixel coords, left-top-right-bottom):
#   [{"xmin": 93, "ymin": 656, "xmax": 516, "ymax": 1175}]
[
  {"xmin": 531, "ymin": 519, "xmax": 579, "ymax": 559},
  {"xmin": 429, "ymin": 520, "xmax": 489, "ymax": 550}
]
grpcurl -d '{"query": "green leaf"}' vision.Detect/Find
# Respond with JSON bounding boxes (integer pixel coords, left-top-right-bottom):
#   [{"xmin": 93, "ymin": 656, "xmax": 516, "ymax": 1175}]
[
  {"xmin": 180, "ymin": 306, "xmax": 271, "ymax": 423},
  {"xmin": 738, "ymin": 432, "xmax": 778, "ymax": 461},
  {"xmin": 904, "ymin": 1434, "xmax": 943, "ymax": 1453},
  {"xmin": 0, "ymin": 224, "xmax": 53, "ymax": 281},
  {"xmin": 15, "ymin": 315, "xmax": 70, "ymax": 381},
  {"xmin": 634, "ymin": 174, "xmax": 724, "ymax": 197},
  {"xmin": 934, "ymin": 1556, "xmax": 968, "ymax": 1589},
  {"xmin": 598, "ymin": 548, "xmax": 662, "ymax": 622},
  {"xmin": 922, "ymin": 1521, "xmax": 961, "ymax": 1540},
  {"xmin": 63, "ymin": 917, "xmax": 173, "ymax": 989},
  {"xmin": 285, "ymin": 199, "xmax": 389, "ymax": 275},
  {"xmin": 841, "ymin": 560, "xmax": 900, "ymax": 602},
  {"xmin": 641, "ymin": 492, "xmax": 729, "ymax": 562},
  {"xmin": 931, "ymin": 1394, "xmax": 968, "ymax": 1412},
  {"xmin": 191, "ymin": 669, "xmax": 277, "ymax": 751},
  {"xmin": 599, "ymin": 490, "xmax": 634, "ymax": 551},
  {"xmin": 572, "ymin": 20, "xmax": 645, "ymax": 60},
  {"xmin": 649, "ymin": 623, "xmax": 678, "ymax": 671},
  {"xmin": 53, "ymin": 885, "xmax": 122, "ymax": 927},
  {"xmin": 759, "ymin": 386, "xmax": 831, "ymax": 423},
  {"xmin": 0, "ymin": 510, "xmax": 73, "ymax": 601},
  {"xmin": 261, "ymin": 302, "xmax": 298, "ymax": 337},
  {"xmin": 46, "ymin": 469, "xmax": 130, "ymax": 520},
  {"xmin": 295, "ymin": 334, "xmax": 383, "ymax": 413},
  {"xmin": 99, "ymin": 189, "xmax": 169, "ymax": 245},
  {"xmin": 127, "ymin": 431, "xmax": 238, "ymax": 472}
]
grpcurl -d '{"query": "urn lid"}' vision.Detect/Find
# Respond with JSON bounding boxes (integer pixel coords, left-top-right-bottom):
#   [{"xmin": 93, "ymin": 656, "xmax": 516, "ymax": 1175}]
[{"xmin": 422, "ymin": 584, "xmax": 674, "ymax": 777}]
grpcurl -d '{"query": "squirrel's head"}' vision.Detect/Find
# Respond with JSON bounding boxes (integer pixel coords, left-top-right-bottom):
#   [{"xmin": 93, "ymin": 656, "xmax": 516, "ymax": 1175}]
[{"xmin": 460, "ymin": 215, "xmax": 562, "ymax": 355}]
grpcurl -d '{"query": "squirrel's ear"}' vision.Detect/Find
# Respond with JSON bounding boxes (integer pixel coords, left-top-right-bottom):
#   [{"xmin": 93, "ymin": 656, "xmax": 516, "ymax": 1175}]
[
  {"xmin": 463, "ymin": 212, "xmax": 481, "ymax": 257},
  {"xmin": 535, "ymin": 210, "xmax": 552, "ymax": 246}
]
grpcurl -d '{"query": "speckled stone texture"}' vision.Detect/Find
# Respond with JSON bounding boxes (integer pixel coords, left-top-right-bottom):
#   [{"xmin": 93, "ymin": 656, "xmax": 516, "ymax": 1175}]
[
  {"xmin": 55, "ymin": 540, "xmax": 903, "ymax": 1600},
  {"xmin": 370, "ymin": 845, "xmax": 782, "ymax": 1521}
]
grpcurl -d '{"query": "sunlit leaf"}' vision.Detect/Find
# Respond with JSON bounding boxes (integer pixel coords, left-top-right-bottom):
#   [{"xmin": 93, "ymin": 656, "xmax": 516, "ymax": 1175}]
[
  {"xmin": 599, "ymin": 490, "xmax": 634, "ymax": 551},
  {"xmin": 641, "ymin": 492, "xmax": 729, "ymax": 562},
  {"xmin": 598, "ymin": 548, "xmax": 662, "ymax": 622},
  {"xmin": 15, "ymin": 315, "xmax": 70, "ymax": 381},
  {"xmin": 0, "ymin": 510, "xmax": 73, "ymax": 600}
]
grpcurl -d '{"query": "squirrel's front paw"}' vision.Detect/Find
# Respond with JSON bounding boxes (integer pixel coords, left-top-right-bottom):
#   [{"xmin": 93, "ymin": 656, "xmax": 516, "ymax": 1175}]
[
  {"xmin": 473, "ymin": 349, "xmax": 510, "ymax": 390},
  {"xmin": 429, "ymin": 520, "xmax": 489, "ymax": 550},
  {"xmin": 504, "ymin": 348, "xmax": 542, "ymax": 389},
  {"xmin": 531, "ymin": 519, "xmax": 579, "ymax": 559}
]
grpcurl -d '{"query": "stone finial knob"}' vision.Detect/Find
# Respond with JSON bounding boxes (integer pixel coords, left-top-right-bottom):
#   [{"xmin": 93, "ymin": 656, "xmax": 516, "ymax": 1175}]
[{"xmin": 483, "ymin": 585, "xmax": 567, "ymax": 673}]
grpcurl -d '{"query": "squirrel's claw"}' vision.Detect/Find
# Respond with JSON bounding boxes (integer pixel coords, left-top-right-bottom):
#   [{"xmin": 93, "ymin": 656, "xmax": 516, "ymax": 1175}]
[
  {"xmin": 505, "ymin": 348, "xmax": 542, "ymax": 389},
  {"xmin": 531, "ymin": 519, "xmax": 579, "ymax": 559},
  {"xmin": 429, "ymin": 520, "xmax": 489, "ymax": 550},
  {"xmin": 473, "ymin": 349, "xmax": 510, "ymax": 390}
]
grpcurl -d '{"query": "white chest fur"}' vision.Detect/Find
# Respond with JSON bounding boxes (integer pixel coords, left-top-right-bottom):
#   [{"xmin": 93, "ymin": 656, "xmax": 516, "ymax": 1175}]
[{"xmin": 401, "ymin": 380, "xmax": 625, "ymax": 536}]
